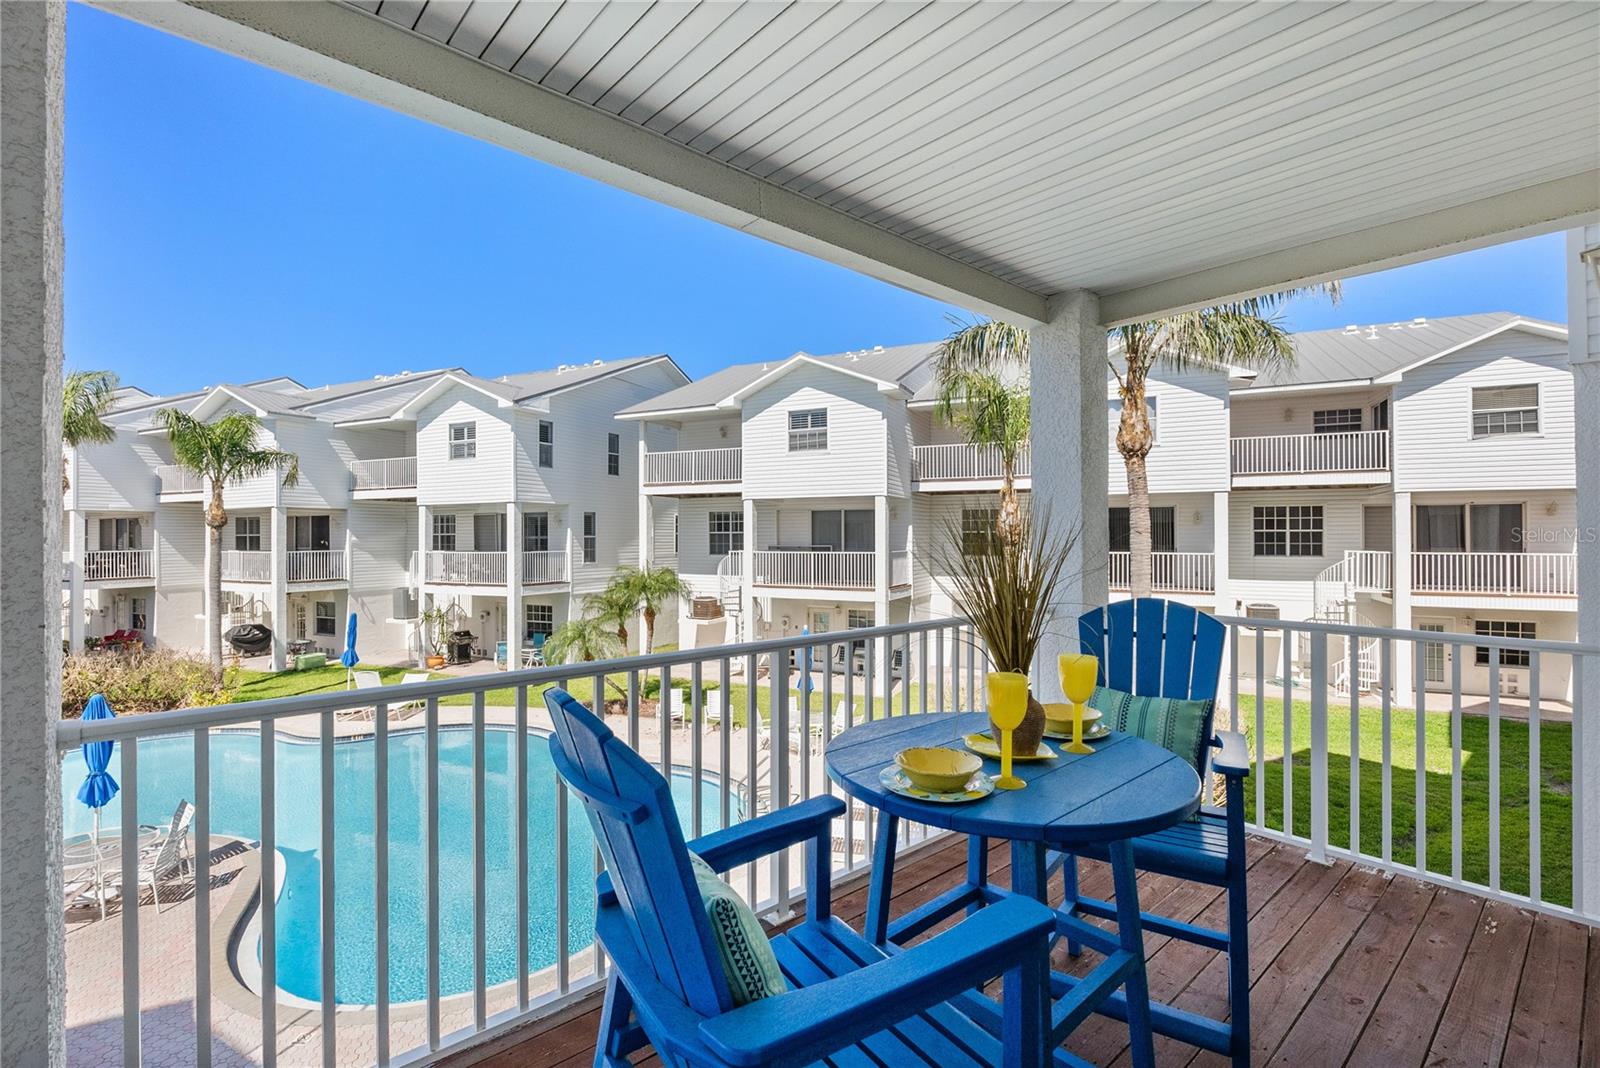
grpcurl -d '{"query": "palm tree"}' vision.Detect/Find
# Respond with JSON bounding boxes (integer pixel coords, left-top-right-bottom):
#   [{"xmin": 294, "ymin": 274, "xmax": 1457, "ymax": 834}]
[
  {"xmin": 587, "ymin": 582, "xmax": 638, "ymax": 650},
  {"xmin": 545, "ymin": 616, "xmax": 624, "ymax": 667},
  {"xmin": 612, "ymin": 563, "xmax": 687, "ymax": 654},
  {"xmin": 933, "ymin": 347, "xmax": 1030, "ymax": 546},
  {"xmin": 1111, "ymin": 285, "xmax": 1337, "ymax": 596},
  {"xmin": 158, "ymin": 409, "xmax": 300, "ymax": 679},
  {"xmin": 61, "ymin": 370, "xmax": 119, "ymax": 491}
]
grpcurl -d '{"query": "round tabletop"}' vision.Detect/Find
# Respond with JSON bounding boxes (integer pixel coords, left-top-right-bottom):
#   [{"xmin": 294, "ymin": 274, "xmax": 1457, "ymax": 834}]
[
  {"xmin": 61, "ymin": 828, "xmax": 159, "ymax": 872},
  {"xmin": 824, "ymin": 712, "xmax": 1200, "ymax": 848}
]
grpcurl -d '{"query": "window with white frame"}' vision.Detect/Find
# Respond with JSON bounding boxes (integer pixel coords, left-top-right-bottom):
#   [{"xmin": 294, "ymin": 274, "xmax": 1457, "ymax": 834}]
[
  {"xmin": 1313, "ymin": 408, "xmax": 1362, "ymax": 434},
  {"xmin": 129, "ymin": 597, "xmax": 148, "ymax": 632},
  {"xmin": 1475, "ymin": 620, "xmax": 1534, "ymax": 666},
  {"xmin": 1471, "ymin": 385, "xmax": 1539, "ymax": 437},
  {"xmin": 431, "ymin": 513, "xmax": 457, "ymax": 551},
  {"xmin": 314, "ymin": 600, "xmax": 337, "ymax": 636},
  {"xmin": 448, "ymin": 422, "xmax": 477, "ymax": 460},
  {"xmin": 99, "ymin": 517, "xmax": 143, "ymax": 550},
  {"xmin": 1252, "ymin": 505, "xmax": 1323, "ymax": 557},
  {"xmin": 234, "ymin": 516, "xmax": 262, "ymax": 551},
  {"xmin": 607, "ymin": 432, "xmax": 620, "ymax": 476},
  {"xmin": 788, "ymin": 409, "xmax": 828, "ymax": 451},
  {"xmin": 961, "ymin": 507, "xmax": 999, "ymax": 556},
  {"xmin": 583, "ymin": 512, "xmax": 597, "ymax": 563},
  {"xmin": 708, "ymin": 511, "xmax": 743, "ymax": 556},
  {"xmin": 525, "ymin": 603, "xmax": 554, "ymax": 641},
  {"xmin": 847, "ymin": 609, "xmax": 874, "ymax": 629},
  {"xmin": 523, "ymin": 512, "xmax": 549, "ymax": 552},
  {"xmin": 538, "ymin": 420, "xmax": 554, "ymax": 467}
]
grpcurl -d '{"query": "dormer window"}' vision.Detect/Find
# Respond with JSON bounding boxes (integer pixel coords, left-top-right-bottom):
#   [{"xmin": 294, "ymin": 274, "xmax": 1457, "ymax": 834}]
[
  {"xmin": 449, "ymin": 422, "xmax": 477, "ymax": 460},
  {"xmin": 1471, "ymin": 385, "xmax": 1538, "ymax": 437},
  {"xmin": 788, "ymin": 409, "xmax": 827, "ymax": 451}
]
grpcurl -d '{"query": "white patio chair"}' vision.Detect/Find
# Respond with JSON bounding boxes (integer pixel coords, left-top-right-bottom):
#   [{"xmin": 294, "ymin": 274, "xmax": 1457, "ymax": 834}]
[
  {"xmin": 339, "ymin": 670, "xmax": 385, "ymax": 720},
  {"xmin": 141, "ymin": 798, "xmax": 195, "ymax": 875},
  {"xmin": 393, "ymin": 671, "xmax": 430, "ymax": 718},
  {"xmin": 135, "ymin": 823, "xmax": 192, "ymax": 913},
  {"xmin": 703, "ymin": 691, "xmax": 724, "ymax": 729}
]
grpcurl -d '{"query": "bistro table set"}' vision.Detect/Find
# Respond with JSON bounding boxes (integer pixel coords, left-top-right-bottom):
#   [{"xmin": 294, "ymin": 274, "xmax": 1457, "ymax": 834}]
[{"xmin": 548, "ymin": 598, "xmax": 1250, "ymax": 1068}]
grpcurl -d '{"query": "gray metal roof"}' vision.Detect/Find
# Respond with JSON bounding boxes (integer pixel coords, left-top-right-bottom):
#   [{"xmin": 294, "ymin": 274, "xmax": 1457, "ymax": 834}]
[{"xmin": 618, "ymin": 343, "xmax": 938, "ymax": 416}]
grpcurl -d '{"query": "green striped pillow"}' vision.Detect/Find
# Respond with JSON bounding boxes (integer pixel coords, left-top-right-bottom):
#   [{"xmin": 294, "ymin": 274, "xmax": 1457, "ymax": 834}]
[
  {"xmin": 688, "ymin": 852, "xmax": 788, "ymax": 1005},
  {"xmin": 1087, "ymin": 685, "xmax": 1213, "ymax": 777}
]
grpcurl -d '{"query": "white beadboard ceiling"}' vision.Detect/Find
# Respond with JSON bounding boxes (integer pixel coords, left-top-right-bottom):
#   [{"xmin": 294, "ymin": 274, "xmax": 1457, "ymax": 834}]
[{"xmin": 117, "ymin": 1, "xmax": 1600, "ymax": 320}]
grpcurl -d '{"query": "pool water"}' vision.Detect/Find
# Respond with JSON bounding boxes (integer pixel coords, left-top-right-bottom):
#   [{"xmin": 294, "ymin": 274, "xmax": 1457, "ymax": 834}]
[{"xmin": 60, "ymin": 727, "xmax": 736, "ymax": 1005}]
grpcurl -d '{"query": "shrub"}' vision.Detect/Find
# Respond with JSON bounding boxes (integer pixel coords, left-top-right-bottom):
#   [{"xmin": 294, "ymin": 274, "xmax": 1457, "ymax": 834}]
[{"xmin": 61, "ymin": 649, "xmax": 236, "ymax": 717}]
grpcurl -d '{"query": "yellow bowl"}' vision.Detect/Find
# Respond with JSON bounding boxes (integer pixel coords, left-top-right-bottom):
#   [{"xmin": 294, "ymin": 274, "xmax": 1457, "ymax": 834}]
[
  {"xmin": 895, "ymin": 747, "xmax": 983, "ymax": 793},
  {"xmin": 1042, "ymin": 702, "xmax": 1101, "ymax": 730}
]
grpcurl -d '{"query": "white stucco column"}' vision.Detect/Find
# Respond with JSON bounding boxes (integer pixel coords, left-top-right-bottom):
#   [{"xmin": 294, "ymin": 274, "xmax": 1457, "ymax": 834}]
[
  {"xmin": 1567, "ymin": 226, "xmax": 1600, "ymax": 915},
  {"xmin": 741, "ymin": 496, "xmax": 756, "ymax": 643},
  {"xmin": 505, "ymin": 500, "xmax": 521, "ymax": 670},
  {"xmin": 416, "ymin": 502, "xmax": 430, "ymax": 666},
  {"xmin": 269, "ymin": 503, "xmax": 288, "ymax": 670},
  {"xmin": 1030, "ymin": 290, "xmax": 1109, "ymax": 701},
  {"xmin": 0, "ymin": 2, "xmax": 67, "ymax": 1060},
  {"xmin": 1392, "ymin": 490, "xmax": 1414, "ymax": 707},
  {"xmin": 67, "ymin": 509, "xmax": 83, "ymax": 650}
]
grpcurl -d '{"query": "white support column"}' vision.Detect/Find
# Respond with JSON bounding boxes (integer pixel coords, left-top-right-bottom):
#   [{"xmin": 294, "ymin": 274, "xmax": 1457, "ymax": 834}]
[
  {"xmin": 637, "ymin": 490, "xmax": 653, "ymax": 653},
  {"xmin": 873, "ymin": 494, "xmax": 890, "ymax": 677},
  {"xmin": 1568, "ymin": 226, "xmax": 1600, "ymax": 916},
  {"xmin": 1030, "ymin": 290, "xmax": 1109, "ymax": 701},
  {"xmin": 504, "ymin": 501, "xmax": 521, "ymax": 670},
  {"xmin": 203, "ymin": 521, "xmax": 216, "ymax": 660},
  {"xmin": 0, "ymin": 2, "xmax": 68, "ymax": 1060},
  {"xmin": 416, "ymin": 502, "xmax": 429, "ymax": 666},
  {"xmin": 1211, "ymin": 490, "xmax": 1230, "ymax": 615},
  {"xmin": 67, "ymin": 509, "xmax": 84, "ymax": 651},
  {"xmin": 1392, "ymin": 491, "xmax": 1414, "ymax": 707},
  {"xmin": 269, "ymin": 503, "xmax": 288, "ymax": 670},
  {"xmin": 741, "ymin": 496, "xmax": 756, "ymax": 643}
]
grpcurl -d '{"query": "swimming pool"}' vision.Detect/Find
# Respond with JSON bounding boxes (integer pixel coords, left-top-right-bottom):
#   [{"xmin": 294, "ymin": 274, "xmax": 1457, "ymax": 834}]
[{"xmin": 60, "ymin": 726, "xmax": 736, "ymax": 1005}]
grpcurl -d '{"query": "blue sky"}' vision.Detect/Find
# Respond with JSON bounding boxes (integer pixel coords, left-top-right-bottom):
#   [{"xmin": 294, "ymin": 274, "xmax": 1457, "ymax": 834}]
[{"xmin": 66, "ymin": 4, "xmax": 1568, "ymax": 395}]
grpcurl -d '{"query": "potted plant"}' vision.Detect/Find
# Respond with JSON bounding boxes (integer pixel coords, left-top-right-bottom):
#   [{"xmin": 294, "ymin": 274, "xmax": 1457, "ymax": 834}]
[
  {"xmin": 418, "ymin": 607, "xmax": 451, "ymax": 669},
  {"xmin": 925, "ymin": 510, "xmax": 1076, "ymax": 755}
]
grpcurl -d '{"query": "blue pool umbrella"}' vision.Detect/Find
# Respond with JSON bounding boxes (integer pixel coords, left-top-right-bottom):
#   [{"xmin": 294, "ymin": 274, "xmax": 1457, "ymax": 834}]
[
  {"xmin": 340, "ymin": 612, "xmax": 359, "ymax": 687},
  {"xmin": 76, "ymin": 694, "xmax": 118, "ymax": 918},
  {"xmin": 799, "ymin": 626, "xmax": 814, "ymax": 700}
]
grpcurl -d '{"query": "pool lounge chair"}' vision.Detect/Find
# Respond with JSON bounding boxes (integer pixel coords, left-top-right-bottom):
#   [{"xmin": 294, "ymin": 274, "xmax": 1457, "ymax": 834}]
[
  {"xmin": 338, "ymin": 670, "xmax": 385, "ymax": 720},
  {"xmin": 392, "ymin": 671, "xmax": 431, "ymax": 717}
]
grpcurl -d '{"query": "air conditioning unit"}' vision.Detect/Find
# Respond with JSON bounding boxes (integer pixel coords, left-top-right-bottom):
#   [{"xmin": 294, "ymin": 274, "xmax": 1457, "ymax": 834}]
[{"xmin": 1502, "ymin": 671, "xmax": 1524, "ymax": 696}]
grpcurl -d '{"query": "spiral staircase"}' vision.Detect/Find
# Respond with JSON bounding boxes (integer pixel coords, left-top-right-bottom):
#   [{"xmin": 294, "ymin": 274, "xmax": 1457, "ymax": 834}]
[{"xmin": 1309, "ymin": 551, "xmax": 1385, "ymax": 694}]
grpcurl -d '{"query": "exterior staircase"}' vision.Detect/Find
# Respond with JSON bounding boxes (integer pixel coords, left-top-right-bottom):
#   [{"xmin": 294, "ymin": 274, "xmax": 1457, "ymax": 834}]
[{"xmin": 1311, "ymin": 552, "xmax": 1383, "ymax": 694}]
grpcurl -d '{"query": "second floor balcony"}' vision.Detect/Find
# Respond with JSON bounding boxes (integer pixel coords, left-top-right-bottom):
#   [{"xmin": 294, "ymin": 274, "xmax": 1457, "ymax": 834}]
[
  {"xmin": 1230, "ymin": 430, "xmax": 1389, "ymax": 483},
  {"xmin": 81, "ymin": 548, "xmax": 154, "ymax": 582},
  {"xmin": 422, "ymin": 549, "xmax": 571, "ymax": 586},
  {"xmin": 1107, "ymin": 551, "xmax": 1216, "ymax": 593},
  {"xmin": 220, "ymin": 549, "xmax": 347, "ymax": 584},
  {"xmin": 642, "ymin": 447, "xmax": 742, "ymax": 489},
  {"xmin": 751, "ymin": 549, "xmax": 875, "ymax": 590},
  {"xmin": 911, "ymin": 443, "xmax": 1031, "ymax": 487},
  {"xmin": 1412, "ymin": 550, "xmax": 1577, "ymax": 598},
  {"xmin": 349, "ymin": 455, "xmax": 417, "ymax": 494}
]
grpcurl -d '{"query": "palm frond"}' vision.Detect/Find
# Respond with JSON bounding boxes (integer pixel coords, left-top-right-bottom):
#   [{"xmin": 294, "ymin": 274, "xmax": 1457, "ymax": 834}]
[
  {"xmin": 933, "ymin": 316, "xmax": 1031, "ymax": 385},
  {"xmin": 62, "ymin": 370, "xmax": 119, "ymax": 448},
  {"xmin": 157, "ymin": 409, "xmax": 301, "ymax": 489},
  {"xmin": 546, "ymin": 616, "xmax": 624, "ymax": 665}
]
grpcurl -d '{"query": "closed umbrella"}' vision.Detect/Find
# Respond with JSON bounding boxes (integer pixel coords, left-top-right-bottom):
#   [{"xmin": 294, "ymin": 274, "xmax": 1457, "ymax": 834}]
[
  {"xmin": 340, "ymin": 612, "xmax": 359, "ymax": 688},
  {"xmin": 76, "ymin": 693, "xmax": 119, "ymax": 919}
]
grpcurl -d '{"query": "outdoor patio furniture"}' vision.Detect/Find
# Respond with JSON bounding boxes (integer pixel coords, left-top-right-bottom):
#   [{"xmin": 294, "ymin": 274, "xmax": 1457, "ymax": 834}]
[
  {"xmin": 394, "ymin": 671, "xmax": 431, "ymax": 716},
  {"xmin": 224, "ymin": 623, "xmax": 273, "ymax": 656},
  {"xmin": 139, "ymin": 799, "xmax": 195, "ymax": 875},
  {"xmin": 132, "ymin": 812, "xmax": 194, "ymax": 913},
  {"xmin": 702, "ymin": 691, "xmax": 724, "ymax": 729},
  {"xmin": 541, "ymin": 686, "xmax": 1056, "ymax": 1068}
]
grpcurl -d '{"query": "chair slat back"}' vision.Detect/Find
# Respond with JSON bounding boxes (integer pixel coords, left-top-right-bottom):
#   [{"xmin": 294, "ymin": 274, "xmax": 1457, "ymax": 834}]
[
  {"xmin": 543, "ymin": 687, "xmax": 732, "ymax": 1018},
  {"xmin": 1078, "ymin": 599, "xmax": 1225, "ymax": 703}
]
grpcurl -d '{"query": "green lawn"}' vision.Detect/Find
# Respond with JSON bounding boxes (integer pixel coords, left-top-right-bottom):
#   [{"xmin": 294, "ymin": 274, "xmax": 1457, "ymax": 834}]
[{"xmin": 1232, "ymin": 696, "xmax": 1573, "ymax": 906}]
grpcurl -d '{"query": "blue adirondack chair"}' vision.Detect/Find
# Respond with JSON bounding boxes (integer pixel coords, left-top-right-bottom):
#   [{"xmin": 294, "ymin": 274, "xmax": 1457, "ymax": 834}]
[
  {"xmin": 543, "ymin": 687, "xmax": 1058, "ymax": 1068},
  {"xmin": 1054, "ymin": 598, "xmax": 1252, "ymax": 1066}
]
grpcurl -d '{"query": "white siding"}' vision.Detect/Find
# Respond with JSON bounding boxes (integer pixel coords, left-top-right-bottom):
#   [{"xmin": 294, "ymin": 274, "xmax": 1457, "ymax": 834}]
[
  {"xmin": 68, "ymin": 432, "xmax": 162, "ymax": 513},
  {"xmin": 153, "ymin": 502, "xmax": 206, "ymax": 651},
  {"xmin": 741, "ymin": 364, "xmax": 890, "ymax": 500},
  {"xmin": 347, "ymin": 501, "xmax": 416, "ymax": 662},
  {"xmin": 1229, "ymin": 387, "xmax": 1390, "ymax": 439},
  {"xmin": 1392, "ymin": 328, "xmax": 1574, "ymax": 492},
  {"xmin": 1108, "ymin": 366, "xmax": 1231, "ymax": 495},
  {"xmin": 1226, "ymin": 487, "xmax": 1378, "ymax": 617},
  {"xmin": 417, "ymin": 391, "xmax": 516, "ymax": 505}
]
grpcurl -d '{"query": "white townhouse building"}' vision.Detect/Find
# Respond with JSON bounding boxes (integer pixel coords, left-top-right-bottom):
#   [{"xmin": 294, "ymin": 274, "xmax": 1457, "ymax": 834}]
[
  {"xmin": 62, "ymin": 355, "xmax": 688, "ymax": 670},
  {"xmin": 623, "ymin": 313, "xmax": 1576, "ymax": 702}
]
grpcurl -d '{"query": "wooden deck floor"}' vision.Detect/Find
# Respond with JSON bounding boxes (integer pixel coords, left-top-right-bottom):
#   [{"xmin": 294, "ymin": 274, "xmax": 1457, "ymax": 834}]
[{"xmin": 454, "ymin": 833, "xmax": 1600, "ymax": 1067}]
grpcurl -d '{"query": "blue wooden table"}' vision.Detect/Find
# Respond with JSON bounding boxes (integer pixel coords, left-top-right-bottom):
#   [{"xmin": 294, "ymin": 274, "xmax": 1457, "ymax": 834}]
[{"xmin": 825, "ymin": 711, "xmax": 1201, "ymax": 1068}]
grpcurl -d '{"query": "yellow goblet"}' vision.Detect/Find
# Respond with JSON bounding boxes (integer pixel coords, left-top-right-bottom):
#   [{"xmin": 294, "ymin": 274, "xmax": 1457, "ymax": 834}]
[
  {"xmin": 987, "ymin": 671, "xmax": 1029, "ymax": 790},
  {"xmin": 1057, "ymin": 653, "xmax": 1100, "ymax": 755}
]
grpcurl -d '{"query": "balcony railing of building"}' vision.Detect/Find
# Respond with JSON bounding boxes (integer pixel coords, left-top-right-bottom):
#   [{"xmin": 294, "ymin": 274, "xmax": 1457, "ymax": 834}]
[
  {"xmin": 426, "ymin": 550, "xmax": 507, "ymax": 585},
  {"xmin": 155, "ymin": 464, "xmax": 207, "ymax": 494},
  {"xmin": 349, "ymin": 456, "xmax": 418, "ymax": 492},
  {"xmin": 219, "ymin": 550, "xmax": 272, "ymax": 583},
  {"xmin": 82, "ymin": 548, "xmax": 154, "ymax": 581},
  {"xmin": 1413, "ymin": 551, "xmax": 1577, "ymax": 596},
  {"xmin": 522, "ymin": 549, "xmax": 569, "ymax": 585},
  {"xmin": 1229, "ymin": 430, "xmax": 1389, "ymax": 477},
  {"xmin": 910, "ymin": 443, "xmax": 1031, "ymax": 482},
  {"xmin": 1106, "ymin": 551, "xmax": 1215, "ymax": 592},
  {"xmin": 56, "ymin": 617, "xmax": 985, "ymax": 1068},
  {"xmin": 752, "ymin": 549, "xmax": 875, "ymax": 589},
  {"xmin": 287, "ymin": 549, "xmax": 346, "ymax": 584},
  {"xmin": 53, "ymin": 613, "xmax": 1600, "ymax": 1066},
  {"xmin": 642, "ymin": 447, "xmax": 742, "ymax": 486}
]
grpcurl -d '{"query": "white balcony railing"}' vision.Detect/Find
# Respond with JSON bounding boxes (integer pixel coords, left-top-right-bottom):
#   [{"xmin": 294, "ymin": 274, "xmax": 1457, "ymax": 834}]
[
  {"xmin": 752, "ymin": 550, "xmax": 875, "ymax": 589},
  {"xmin": 81, "ymin": 548, "xmax": 153, "ymax": 581},
  {"xmin": 426, "ymin": 549, "xmax": 507, "ymax": 585},
  {"xmin": 911, "ymin": 443, "xmax": 1031, "ymax": 482},
  {"xmin": 55, "ymin": 618, "xmax": 985, "ymax": 1066},
  {"xmin": 1413, "ymin": 551, "xmax": 1577, "ymax": 596},
  {"xmin": 220, "ymin": 550, "xmax": 273, "ymax": 583},
  {"xmin": 287, "ymin": 549, "xmax": 346, "ymax": 583},
  {"xmin": 1343, "ymin": 549, "xmax": 1393, "ymax": 592},
  {"xmin": 349, "ymin": 455, "xmax": 417, "ymax": 492},
  {"xmin": 522, "ymin": 549, "xmax": 569, "ymax": 585},
  {"xmin": 642, "ymin": 447, "xmax": 742, "ymax": 486},
  {"xmin": 1106, "ymin": 551, "xmax": 1215, "ymax": 592},
  {"xmin": 1229, "ymin": 430, "xmax": 1389, "ymax": 476},
  {"xmin": 155, "ymin": 464, "xmax": 206, "ymax": 494}
]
